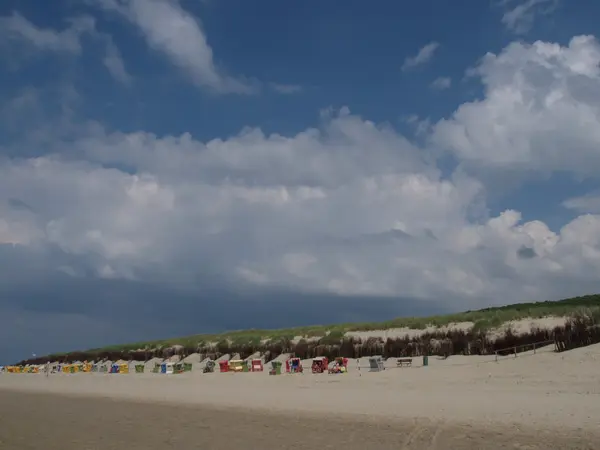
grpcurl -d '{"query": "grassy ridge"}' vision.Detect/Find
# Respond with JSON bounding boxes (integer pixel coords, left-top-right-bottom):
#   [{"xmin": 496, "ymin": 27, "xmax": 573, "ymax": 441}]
[{"xmin": 84, "ymin": 294, "xmax": 600, "ymax": 354}]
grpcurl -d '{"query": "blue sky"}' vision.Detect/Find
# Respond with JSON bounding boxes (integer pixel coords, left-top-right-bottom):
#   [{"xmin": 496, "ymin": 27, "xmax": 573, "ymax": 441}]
[
  {"xmin": 4, "ymin": 0, "xmax": 596, "ymax": 139},
  {"xmin": 1, "ymin": 0, "xmax": 600, "ymax": 363}
]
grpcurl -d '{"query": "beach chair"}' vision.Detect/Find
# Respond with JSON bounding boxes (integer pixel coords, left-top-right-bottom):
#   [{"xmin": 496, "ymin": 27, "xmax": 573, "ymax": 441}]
[
  {"xmin": 203, "ymin": 360, "xmax": 215, "ymax": 373},
  {"xmin": 368, "ymin": 356, "xmax": 385, "ymax": 372}
]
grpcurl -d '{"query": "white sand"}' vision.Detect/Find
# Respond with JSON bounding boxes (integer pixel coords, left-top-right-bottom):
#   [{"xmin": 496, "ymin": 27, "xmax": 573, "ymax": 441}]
[
  {"xmin": 269, "ymin": 353, "xmax": 291, "ymax": 365},
  {"xmin": 196, "ymin": 357, "xmax": 212, "ymax": 371},
  {"xmin": 488, "ymin": 316, "xmax": 568, "ymax": 340},
  {"xmin": 215, "ymin": 354, "xmax": 230, "ymax": 363},
  {"xmin": 2, "ymin": 343, "xmax": 599, "ymax": 430},
  {"xmin": 345, "ymin": 321, "xmax": 475, "ymax": 340},
  {"xmin": 143, "ymin": 357, "xmax": 162, "ymax": 371},
  {"xmin": 181, "ymin": 353, "xmax": 202, "ymax": 363},
  {"xmin": 244, "ymin": 352, "xmax": 261, "ymax": 361},
  {"xmin": 344, "ymin": 316, "xmax": 569, "ymax": 342}
]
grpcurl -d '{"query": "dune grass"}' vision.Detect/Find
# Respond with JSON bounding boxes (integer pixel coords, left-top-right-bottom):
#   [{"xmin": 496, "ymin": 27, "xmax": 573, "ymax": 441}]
[{"xmin": 78, "ymin": 294, "xmax": 600, "ymax": 353}]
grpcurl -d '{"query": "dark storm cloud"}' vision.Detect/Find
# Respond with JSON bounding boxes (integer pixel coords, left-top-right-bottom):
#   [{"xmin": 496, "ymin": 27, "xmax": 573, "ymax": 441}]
[{"xmin": 0, "ymin": 244, "xmax": 447, "ymax": 363}]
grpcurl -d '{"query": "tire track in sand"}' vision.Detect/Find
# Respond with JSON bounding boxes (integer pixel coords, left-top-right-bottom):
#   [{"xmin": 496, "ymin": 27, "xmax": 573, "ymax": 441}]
[
  {"xmin": 426, "ymin": 421, "xmax": 445, "ymax": 450},
  {"xmin": 401, "ymin": 420, "xmax": 445, "ymax": 450},
  {"xmin": 400, "ymin": 420, "xmax": 427, "ymax": 449}
]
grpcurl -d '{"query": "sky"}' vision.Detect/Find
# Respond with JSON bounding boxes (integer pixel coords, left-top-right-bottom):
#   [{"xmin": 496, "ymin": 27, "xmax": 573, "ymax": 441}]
[{"xmin": 1, "ymin": 0, "xmax": 600, "ymax": 363}]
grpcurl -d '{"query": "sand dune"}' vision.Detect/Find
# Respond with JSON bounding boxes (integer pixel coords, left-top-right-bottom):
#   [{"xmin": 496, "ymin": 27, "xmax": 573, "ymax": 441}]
[
  {"xmin": 2, "ymin": 343, "xmax": 599, "ymax": 449},
  {"xmin": 344, "ymin": 316, "xmax": 571, "ymax": 341}
]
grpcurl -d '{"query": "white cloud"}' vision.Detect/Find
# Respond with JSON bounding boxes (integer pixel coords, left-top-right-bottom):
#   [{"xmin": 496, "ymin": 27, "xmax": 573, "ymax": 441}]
[
  {"xmin": 0, "ymin": 12, "xmax": 132, "ymax": 85},
  {"xmin": 402, "ymin": 42, "xmax": 440, "ymax": 71},
  {"xmin": 430, "ymin": 77, "xmax": 451, "ymax": 90},
  {"xmin": 563, "ymin": 192, "xmax": 600, "ymax": 214},
  {"xmin": 270, "ymin": 83, "xmax": 303, "ymax": 94},
  {"xmin": 1, "ymin": 121, "xmax": 483, "ymax": 299},
  {"xmin": 93, "ymin": 0, "xmax": 255, "ymax": 94},
  {"xmin": 0, "ymin": 117, "xmax": 597, "ymax": 308},
  {"xmin": 103, "ymin": 39, "xmax": 133, "ymax": 85},
  {"xmin": 4, "ymin": 34, "xmax": 600, "ymax": 311},
  {"xmin": 0, "ymin": 12, "xmax": 94, "ymax": 53},
  {"xmin": 431, "ymin": 35, "xmax": 600, "ymax": 178},
  {"xmin": 403, "ymin": 114, "xmax": 432, "ymax": 136},
  {"xmin": 499, "ymin": 0, "xmax": 560, "ymax": 34}
]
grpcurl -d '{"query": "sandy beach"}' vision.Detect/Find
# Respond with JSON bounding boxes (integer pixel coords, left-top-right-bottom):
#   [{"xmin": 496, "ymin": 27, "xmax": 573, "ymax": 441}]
[{"xmin": 2, "ymin": 344, "xmax": 600, "ymax": 449}]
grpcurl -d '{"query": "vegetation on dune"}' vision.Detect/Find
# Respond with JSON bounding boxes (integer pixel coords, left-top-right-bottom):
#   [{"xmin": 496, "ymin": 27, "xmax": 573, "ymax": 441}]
[
  {"xmin": 16, "ymin": 294, "xmax": 600, "ymax": 365},
  {"xmin": 93, "ymin": 293, "xmax": 600, "ymax": 349}
]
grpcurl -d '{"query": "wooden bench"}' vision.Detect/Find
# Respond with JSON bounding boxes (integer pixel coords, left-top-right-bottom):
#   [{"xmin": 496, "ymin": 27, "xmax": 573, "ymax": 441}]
[{"xmin": 396, "ymin": 358, "xmax": 412, "ymax": 367}]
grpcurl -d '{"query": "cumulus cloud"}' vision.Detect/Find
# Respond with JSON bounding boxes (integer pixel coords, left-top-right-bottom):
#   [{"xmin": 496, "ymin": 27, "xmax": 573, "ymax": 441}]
[
  {"xmin": 92, "ymin": 0, "xmax": 256, "ymax": 94},
  {"xmin": 0, "ymin": 12, "xmax": 132, "ymax": 85},
  {"xmin": 402, "ymin": 42, "xmax": 440, "ymax": 71},
  {"xmin": 500, "ymin": 0, "xmax": 560, "ymax": 34},
  {"xmin": 4, "ymin": 93, "xmax": 600, "ymax": 311},
  {"xmin": 431, "ymin": 35, "xmax": 600, "ymax": 178},
  {"xmin": 430, "ymin": 77, "xmax": 451, "ymax": 90}
]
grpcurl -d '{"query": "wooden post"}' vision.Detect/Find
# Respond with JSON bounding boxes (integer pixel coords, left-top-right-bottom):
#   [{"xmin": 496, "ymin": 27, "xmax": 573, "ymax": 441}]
[
  {"xmin": 514, "ymin": 346, "xmax": 517, "ymax": 358},
  {"xmin": 533, "ymin": 342, "xmax": 536, "ymax": 354},
  {"xmin": 495, "ymin": 351, "xmax": 498, "ymax": 362}
]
